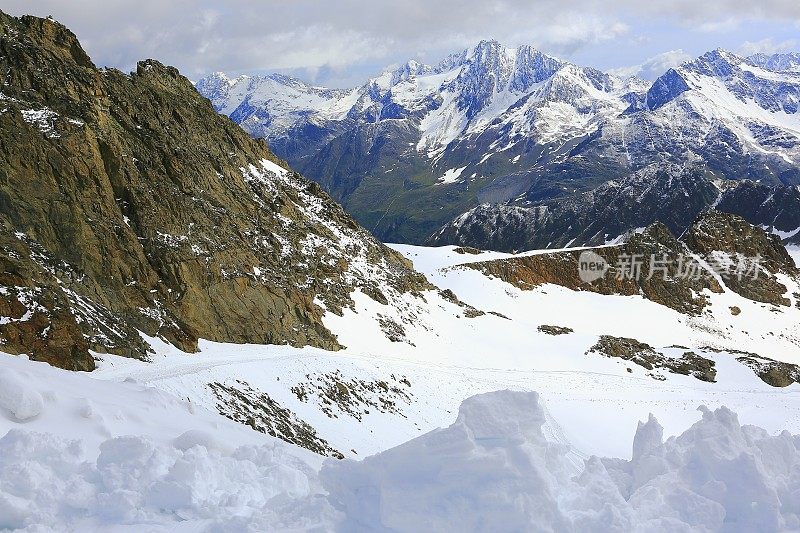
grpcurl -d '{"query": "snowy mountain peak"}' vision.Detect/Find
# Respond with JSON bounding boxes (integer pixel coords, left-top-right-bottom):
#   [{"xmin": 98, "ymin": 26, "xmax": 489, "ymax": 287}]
[
  {"xmin": 437, "ymin": 41, "xmax": 567, "ymax": 121},
  {"xmin": 685, "ymin": 48, "xmax": 743, "ymax": 77},
  {"xmin": 644, "ymin": 68, "xmax": 690, "ymax": 110},
  {"xmin": 749, "ymin": 51, "xmax": 800, "ymax": 73},
  {"xmin": 456, "ymin": 41, "xmax": 564, "ymax": 91},
  {"xmin": 371, "ymin": 60, "xmax": 436, "ymax": 92},
  {"xmin": 204, "ymin": 71, "xmax": 234, "ymax": 85},
  {"xmin": 194, "ymin": 71, "xmax": 236, "ymax": 100}
]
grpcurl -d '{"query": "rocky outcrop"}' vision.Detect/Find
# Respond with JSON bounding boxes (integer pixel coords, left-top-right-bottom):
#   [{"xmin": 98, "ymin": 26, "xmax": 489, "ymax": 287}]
[
  {"xmin": 457, "ymin": 212, "xmax": 799, "ymax": 314},
  {"xmin": 210, "ymin": 380, "xmax": 344, "ymax": 459},
  {"xmin": 587, "ymin": 336, "xmax": 717, "ymax": 382},
  {"xmin": 458, "ymin": 223, "xmax": 722, "ymax": 315},
  {"xmin": 684, "ymin": 211, "xmax": 798, "ymax": 306},
  {"xmin": 537, "ymin": 325, "xmax": 573, "ymax": 336},
  {"xmin": 0, "ymin": 229, "xmax": 93, "ymax": 370},
  {"xmin": 716, "ymin": 181, "xmax": 800, "ymax": 245},
  {"xmin": 735, "ymin": 354, "xmax": 800, "ymax": 388},
  {"xmin": 0, "ymin": 12, "xmax": 430, "ymax": 370}
]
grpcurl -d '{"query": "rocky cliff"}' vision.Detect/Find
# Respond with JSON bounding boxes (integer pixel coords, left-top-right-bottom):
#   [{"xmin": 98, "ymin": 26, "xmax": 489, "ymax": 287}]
[{"xmin": 0, "ymin": 12, "xmax": 429, "ymax": 370}]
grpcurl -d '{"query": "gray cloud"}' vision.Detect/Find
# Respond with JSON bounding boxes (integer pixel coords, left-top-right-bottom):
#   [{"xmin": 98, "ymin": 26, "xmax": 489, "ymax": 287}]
[{"xmin": 3, "ymin": 0, "xmax": 800, "ymax": 86}]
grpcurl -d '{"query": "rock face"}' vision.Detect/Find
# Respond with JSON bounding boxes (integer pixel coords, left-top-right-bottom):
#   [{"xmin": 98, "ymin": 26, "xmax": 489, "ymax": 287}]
[
  {"xmin": 587, "ymin": 336, "xmax": 717, "ymax": 383},
  {"xmin": 429, "ymin": 164, "xmax": 800, "ymax": 252},
  {"xmin": 0, "ymin": 12, "xmax": 429, "ymax": 370},
  {"xmin": 430, "ymin": 163, "xmax": 720, "ymax": 251},
  {"xmin": 684, "ymin": 211, "xmax": 799, "ymax": 306},
  {"xmin": 735, "ymin": 354, "xmax": 800, "ymax": 387}
]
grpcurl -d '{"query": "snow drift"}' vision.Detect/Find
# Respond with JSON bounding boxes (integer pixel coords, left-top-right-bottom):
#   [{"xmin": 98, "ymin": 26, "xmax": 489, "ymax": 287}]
[
  {"xmin": 2, "ymin": 355, "xmax": 800, "ymax": 531},
  {"xmin": 323, "ymin": 390, "xmax": 800, "ymax": 532},
  {"xmin": 0, "ymin": 429, "xmax": 338, "ymax": 531}
]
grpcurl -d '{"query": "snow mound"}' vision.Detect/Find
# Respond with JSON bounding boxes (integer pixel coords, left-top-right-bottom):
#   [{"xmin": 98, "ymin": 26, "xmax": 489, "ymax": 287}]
[
  {"xmin": 323, "ymin": 390, "xmax": 800, "ymax": 531},
  {"xmin": 0, "ymin": 429, "xmax": 336, "ymax": 531},
  {"xmin": 4, "ymin": 350, "xmax": 800, "ymax": 531},
  {"xmin": 0, "ymin": 368, "xmax": 43, "ymax": 422}
]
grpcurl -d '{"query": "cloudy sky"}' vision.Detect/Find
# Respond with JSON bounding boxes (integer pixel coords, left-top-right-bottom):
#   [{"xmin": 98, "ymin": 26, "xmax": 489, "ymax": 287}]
[{"xmin": 5, "ymin": 1, "xmax": 800, "ymax": 87}]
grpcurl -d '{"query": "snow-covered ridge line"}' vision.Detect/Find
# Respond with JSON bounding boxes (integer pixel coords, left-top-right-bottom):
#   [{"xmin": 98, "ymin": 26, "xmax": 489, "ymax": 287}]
[{"xmin": 198, "ymin": 44, "xmax": 800, "ymax": 158}]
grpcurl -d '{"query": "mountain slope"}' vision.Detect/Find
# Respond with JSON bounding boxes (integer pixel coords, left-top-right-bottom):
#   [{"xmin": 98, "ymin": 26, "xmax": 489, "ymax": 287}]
[
  {"xmin": 430, "ymin": 163, "xmax": 800, "ymax": 252},
  {"xmin": 0, "ymin": 12, "xmax": 428, "ymax": 370}
]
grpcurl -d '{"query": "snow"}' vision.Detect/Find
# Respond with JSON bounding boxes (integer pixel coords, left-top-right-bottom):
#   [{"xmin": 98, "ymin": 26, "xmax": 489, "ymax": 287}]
[
  {"xmin": 202, "ymin": 45, "xmax": 800, "ymax": 187},
  {"xmin": 0, "ymin": 428, "xmax": 331, "ymax": 531},
  {"xmin": 0, "ymin": 353, "xmax": 308, "ymax": 460},
  {"xmin": 0, "ymin": 367, "xmax": 43, "ymax": 421},
  {"xmin": 668, "ymin": 63, "xmax": 800, "ymax": 164},
  {"xmin": 5, "ymin": 234, "xmax": 800, "ymax": 528},
  {"xmin": 416, "ymin": 88, "xmax": 467, "ymax": 157},
  {"xmin": 197, "ymin": 73, "xmax": 355, "ymax": 137},
  {"xmin": 437, "ymin": 165, "xmax": 467, "ymax": 184},
  {"xmin": 0, "ymin": 353, "xmax": 328, "ymax": 531},
  {"xmin": 20, "ymin": 107, "xmax": 60, "ymax": 138},
  {"xmin": 73, "ymin": 241, "xmax": 800, "ymax": 464},
  {"xmin": 258, "ymin": 158, "xmax": 288, "ymax": 178},
  {"xmin": 761, "ymin": 224, "xmax": 800, "ymax": 240},
  {"xmin": 788, "ymin": 246, "xmax": 800, "ymax": 268},
  {"xmin": 324, "ymin": 390, "xmax": 800, "ymax": 531},
  {"xmin": 5, "ymin": 355, "xmax": 800, "ymax": 531}
]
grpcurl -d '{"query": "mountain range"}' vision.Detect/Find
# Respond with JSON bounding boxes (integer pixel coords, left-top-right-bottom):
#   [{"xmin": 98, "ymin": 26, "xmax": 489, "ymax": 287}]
[{"xmin": 197, "ymin": 42, "xmax": 800, "ymax": 250}]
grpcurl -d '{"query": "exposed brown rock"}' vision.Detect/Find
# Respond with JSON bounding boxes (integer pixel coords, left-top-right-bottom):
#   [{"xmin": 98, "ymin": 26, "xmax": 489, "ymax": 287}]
[
  {"xmin": 460, "ymin": 223, "xmax": 721, "ymax": 315},
  {"xmin": 587, "ymin": 335, "xmax": 717, "ymax": 382},
  {"xmin": 453, "ymin": 246, "xmax": 482, "ymax": 255},
  {"xmin": 0, "ymin": 12, "xmax": 431, "ymax": 369},
  {"xmin": 538, "ymin": 325, "xmax": 573, "ymax": 336},
  {"xmin": 459, "ymin": 212, "xmax": 800, "ymax": 316},
  {"xmin": 735, "ymin": 354, "xmax": 800, "ymax": 388},
  {"xmin": 210, "ymin": 380, "xmax": 343, "ymax": 458},
  {"xmin": 684, "ymin": 210, "xmax": 798, "ymax": 306},
  {"xmin": 438, "ymin": 288, "xmax": 485, "ymax": 318},
  {"xmin": 290, "ymin": 370, "xmax": 412, "ymax": 423}
]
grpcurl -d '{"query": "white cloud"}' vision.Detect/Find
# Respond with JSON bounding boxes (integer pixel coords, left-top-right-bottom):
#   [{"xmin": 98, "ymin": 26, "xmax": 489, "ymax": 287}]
[
  {"xmin": 694, "ymin": 18, "xmax": 741, "ymax": 33},
  {"xmin": 739, "ymin": 38, "xmax": 799, "ymax": 56},
  {"xmin": 610, "ymin": 50, "xmax": 693, "ymax": 80},
  {"xmin": 0, "ymin": 0, "xmax": 635, "ymax": 77}
]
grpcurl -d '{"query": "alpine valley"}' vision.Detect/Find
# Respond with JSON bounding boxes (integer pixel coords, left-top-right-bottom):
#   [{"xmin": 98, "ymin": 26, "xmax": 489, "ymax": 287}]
[
  {"xmin": 4, "ymin": 10, "xmax": 800, "ymax": 532},
  {"xmin": 197, "ymin": 42, "xmax": 800, "ymax": 250}
]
